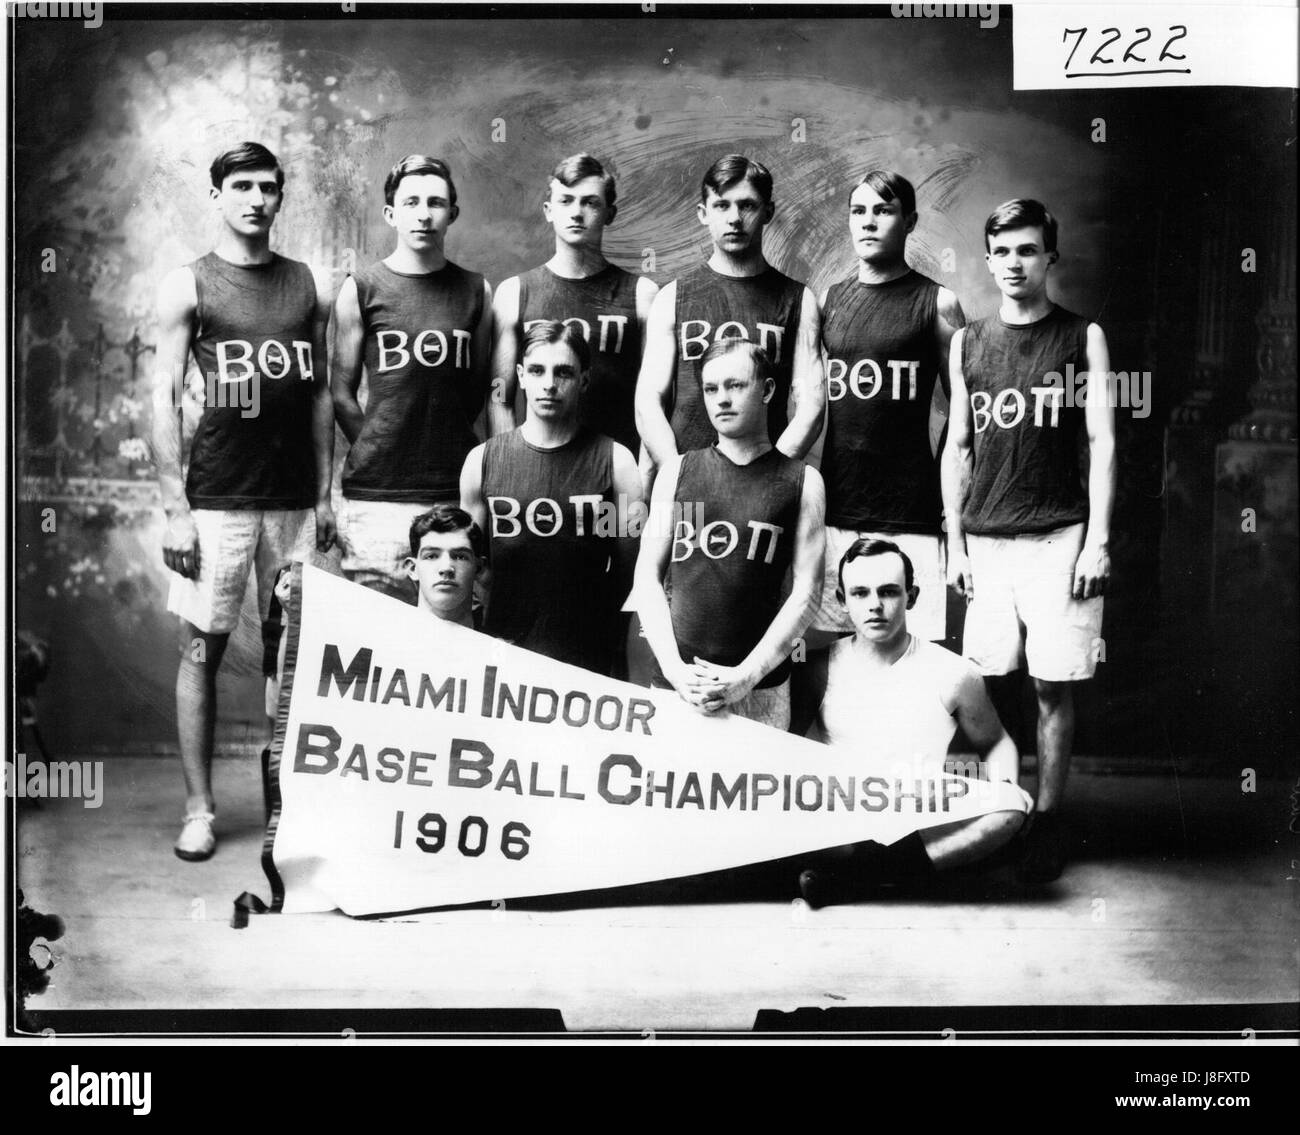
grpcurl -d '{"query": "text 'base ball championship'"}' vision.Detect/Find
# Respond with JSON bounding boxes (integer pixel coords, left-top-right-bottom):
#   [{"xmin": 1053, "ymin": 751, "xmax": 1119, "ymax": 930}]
[{"xmin": 270, "ymin": 565, "xmax": 1028, "ymax": 915}]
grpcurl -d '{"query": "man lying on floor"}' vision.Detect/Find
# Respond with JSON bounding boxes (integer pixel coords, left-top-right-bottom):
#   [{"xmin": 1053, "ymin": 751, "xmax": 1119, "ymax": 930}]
[{"xmin": 790, "ymin": 537, "xmax": 1032, "ymax": 907}]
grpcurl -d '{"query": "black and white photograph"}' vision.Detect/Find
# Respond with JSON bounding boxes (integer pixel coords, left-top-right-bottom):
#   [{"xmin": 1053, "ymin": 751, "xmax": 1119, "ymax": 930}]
[{"xmin": 5, "ymin": 0, "xmax": 1298, "ymax": 1056}]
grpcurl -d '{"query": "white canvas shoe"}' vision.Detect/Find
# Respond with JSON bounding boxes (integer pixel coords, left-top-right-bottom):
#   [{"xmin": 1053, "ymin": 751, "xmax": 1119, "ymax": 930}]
[{"xmin": 174, "ymin": 810, "xmax": 216, "ymax": 861}]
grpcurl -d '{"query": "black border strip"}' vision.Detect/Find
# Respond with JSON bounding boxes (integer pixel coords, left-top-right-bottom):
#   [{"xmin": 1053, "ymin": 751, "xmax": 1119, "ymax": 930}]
[
  {"xmin": 15, "ymin": 1002, "xmax": 1299, "ymax": 1038},
  {"xmin": 83, "ymin": 3, "xmax": 921, "ymax": 20},
  {"xmin": 753, "ymin": 1002, "xmax": 1300, "ymax": 1034}
]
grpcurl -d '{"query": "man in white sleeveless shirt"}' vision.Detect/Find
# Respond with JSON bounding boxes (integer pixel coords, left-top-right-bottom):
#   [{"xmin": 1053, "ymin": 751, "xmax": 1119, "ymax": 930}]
[{"xmin": 792, "ymin": 538, "xmax": 1031, "ymax": 906}]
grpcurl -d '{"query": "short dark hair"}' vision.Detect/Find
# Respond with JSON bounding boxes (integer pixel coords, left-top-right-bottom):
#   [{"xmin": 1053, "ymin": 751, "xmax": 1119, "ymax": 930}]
[
  {"xmin": 851, "ymin": 170, "xmax": 916, "ymax": 217},
  {"xmin": 210, "ymin": 142, "xmax": 284, "ymax": 191},
  {"xmin": 384, "ymin": 154, "xmax": 458, "ymax": 208},
  {"xmin": 408, "ymin": 504, "xmax": 485, "ymax": 560},
  {"xmin": 836, "ymin": 538, "xmax": 915, "ymax": 602},
  {"xmin": 984, "ymin": 198, "xmax": 1058, "ymax": 255},
  {"xmin": 520, "ymin": 319, "xmax": 591, "ymax": 372},
  {"xmin": 701, "ymin": 154, "xmax": 773, "ymax": 205},
  {"xmin": 699, "ymin": 338, "xmax": 773, "ymax": 383},
  {"xmin": 550, "ymin": 153, "xmax": 616, "ymax": 208}
]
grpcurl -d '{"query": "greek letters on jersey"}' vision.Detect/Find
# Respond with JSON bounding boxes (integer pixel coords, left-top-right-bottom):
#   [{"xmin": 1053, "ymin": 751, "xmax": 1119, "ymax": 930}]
[
  {"xmin": 187, "ymin": 252, "xmax": 318, "ymax": 509},
  {"xmin": 821, "ymin": 269, "xmax": 944, "ymax": 533},
  {"xmin": 671, "ymin": 513, "xmax": 785, "ymax": 566},
  {"xmin": 664, "ymin": 446, "xmax": 804, "ymax": 688},
  {"xmin": 517, "ymin": 264, "xmax": 642, "ymax": 452},
  {"xmin": 961, "ymin": 305, "xmax": 1091, "ymax": 536},
  {"xmin": 671, "ymin": 262, "xmax": 804, "ymax": 452},
  {"xmin": 214, "ymin": 338, "xmax": 313, "ymax": 383},
  {"xmin": 523, "ymin": 312, "xmax": 628, "ymax": 351},
  {"xmin": 480, "ymin": 427, "xmax": 621, "ymax": 676},
  {"xmin": 679, "ymin": 317, "xmax": 787, "ymax": 363},
  {"xmin": 968, "ymin": 380, "xmax": 1067, "ymax": 432},
  {"xmin": 828, "ymin": 356, "xmax": 921, "ymax": 402},
  {"xmin": 487, "ymin": 492, "xmax": 618, "ymax": 539},
  {"xmin": 343, "ymin": 260, "xmax": 485, "ymax": 502},
  {"xmin": 373, "ymin": 326, "xmax": 473, "ymax": 371}
]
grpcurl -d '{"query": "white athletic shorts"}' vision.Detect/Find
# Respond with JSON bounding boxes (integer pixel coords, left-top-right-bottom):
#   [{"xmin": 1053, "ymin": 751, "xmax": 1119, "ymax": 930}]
[
  {"xmin": 962, "ymin": 522, "xmax": 1104, "ymax": 682},
  {"xmin": 813, "ymin": 525, "xmax": 947, "ymax": 642},
  {"xmin": 338, "ymin": 498, "xmax": 436, "ymax": 593},
  {"xmin": 166, "ymin": 508, "xmax": 321, "ymax": 635}
]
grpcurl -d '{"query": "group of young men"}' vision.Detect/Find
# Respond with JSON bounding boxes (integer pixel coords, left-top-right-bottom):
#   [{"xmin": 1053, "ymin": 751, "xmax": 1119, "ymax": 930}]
[{"xmin": 152, "ymin": 142, "xmax": 1114, "ymax": 904}]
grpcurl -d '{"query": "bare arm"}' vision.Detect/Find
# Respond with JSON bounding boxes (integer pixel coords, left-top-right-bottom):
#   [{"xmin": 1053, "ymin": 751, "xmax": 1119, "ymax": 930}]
[
  {"xmin": 151, "ymin": 266, "xmax": 199, "ymax": 577},
  {"xmin": 310, "ymin": 268, "xmax": 337, "ymax": 551},
  {"xmin": 487, "ymin": 276, "xmax": 520, "ymax": 437},
  {"xmin": 471, "ymin": 277, "xmax": 494, "ymax": 439},
  {"xmin": 458, "ymin": 442, "xmax": 488, "ymax": 536},
  {"xmin": 634, "ymin": 281, "xmax": 681, "ymax": 470},
  {"xmin": 634, "ymin": 275, "xmax": 660, "ymax": 354},
  {"xmin": 948, "ymin": 666, "xmax": 1019, "ymax": 785},
  {"xmin": 633, "ymin": 455, "xmax": 695, "ymax": 696},
  {"xmin": 941, "ymin": 327, "xmax": 975, "ymax": 599},
  {"xmin": 1075, "ymin": 322, "xmax": 1116, "ymax": 600},
  {"xmin": 805, "ymin": 287, "xmax": 830, "ymax": 470},
  {"xmin": 934, "ymin": 286, "xmax": 966, "ymax": 402},
  {"xmin": 695, "ymin": 467, "xmax": 827, "ymax": 710},
  {"xmin": 458, "ymin": 442, "xmax": 490, "ymax": 592},
  {"xmin": 775, "ymin": 286, "xmax": 826, "ymax": 461},
  {"xmin": 632, "ymin": 275, "xmax": 661, "ymax": 471},
  {"xmin": 609, "ymin": 441, "xmax": 645, "ymax": 608},
  {"xmin": 330, "ymin": 275, "xmax": 366, "ymax": 446}
]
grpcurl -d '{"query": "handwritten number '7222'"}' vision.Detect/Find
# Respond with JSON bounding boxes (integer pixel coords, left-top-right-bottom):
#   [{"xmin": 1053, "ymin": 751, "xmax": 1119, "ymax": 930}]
[{"xmin": 1063, "ymin": 26, "xmax": 1187, "ymax": 71}]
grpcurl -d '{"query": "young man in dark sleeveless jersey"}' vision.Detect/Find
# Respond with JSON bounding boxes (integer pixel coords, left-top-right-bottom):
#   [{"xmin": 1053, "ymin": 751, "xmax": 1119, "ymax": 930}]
[
  {"xmin": 460, "ymin": 321, "xmax": 644, "ymax": 676},
  {"xmin": 332, "ymin": 155, "xmax": 492, "ymax": 600},
  {"xmin": 635, "ymin": 155, "xmax": 825, "ymax": 474},
  {"xmin": 809, "ymin": 171, "xmax": 966, "ymax": 649},
  {"xmin": 153, "ymin": 142, "xmax": 336, "ymax": 861},
  {"xmin": 488, "ymin": 155, "xmax": 657, "ymax": 679},
  {"xmin": 943, "ymin": 199, "xmax": 1115, "ymax": 883},
  {"xmin": 636, "ymin": 339, "xmax": 825, "ymax": 730},
  {"xmin": 488, "ymin": 153, "xmax": 658, "ymax": 453}
]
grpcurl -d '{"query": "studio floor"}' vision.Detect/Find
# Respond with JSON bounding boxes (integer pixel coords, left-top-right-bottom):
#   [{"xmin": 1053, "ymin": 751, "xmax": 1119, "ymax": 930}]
[{"xmin": 15, "ymin": 756, "xmax": 1299, "ymax": 1036}]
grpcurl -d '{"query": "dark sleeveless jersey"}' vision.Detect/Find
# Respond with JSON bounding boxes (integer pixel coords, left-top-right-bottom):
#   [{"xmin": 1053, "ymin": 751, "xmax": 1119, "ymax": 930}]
[
  {"xmin": 517, "ymin": 263, "xmax": 642, "ymax": 453},
  {"xmin": 671, "ymin": 262, "xmax": 805, "ymax": 452},
  {"xmin": 821, "ymin": 269, "xmax": 945, "ymax": 534},
  {"xmin": 961, "ymin": 305, "xmax": 1092, "ymax": 536},
  {"xmin": 480, "ymin": 427, "xmax": 620, "ymax": 675},
  {"xmin": 186, "ymin": 252, "xmax": 318, "ymax": 509},
  {"xmin": 342, "ymin": 260, "xmax": 485, "ymax": 502},
  {"xmin": 663, "ymin": 446, "xmax": 805, "ymax": 688}
]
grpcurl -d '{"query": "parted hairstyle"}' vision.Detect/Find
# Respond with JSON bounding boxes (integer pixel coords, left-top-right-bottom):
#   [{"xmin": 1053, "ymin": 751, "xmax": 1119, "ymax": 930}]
[
  {"xmin": 701, "ymin": 154, "xmax": 774, "ymax": 205},
  {"xmin": 550, "ymin": 153, "xmax": 617, "ymax": 209},
  {"xmin": 699, "ymin": 337, "xmax": 774, "ymax": 384},
  {"xmin": 836, "ymin": 538, "xmax": 916, "ymax": 603},
  {"xmin": 520, "ymin": 319, "xmax": 591, "ymax": 372},
  {"xmin": 408, "ymin": 503, "xmax": 486, "ymax": 560},
  {"xmin": 852, "ymin": 170, "xmax": 916, "ymax": 217},
  {"xmin": 984, "ymin": 197, "xmax": 1058, "ymax": 256},
  {"xmin": 384, "ymin": 154, "xmax": 459, "ymax": 209},
  {"xmin": 210, "ymin": 142, "xmax": 284, "ymax": 191}
]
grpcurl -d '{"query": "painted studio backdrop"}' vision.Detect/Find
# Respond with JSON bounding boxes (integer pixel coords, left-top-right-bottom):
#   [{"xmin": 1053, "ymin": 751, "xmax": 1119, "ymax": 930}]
[{"xmin": 11, "ymin": 10, "xmax": 1296, "ymax": 768}]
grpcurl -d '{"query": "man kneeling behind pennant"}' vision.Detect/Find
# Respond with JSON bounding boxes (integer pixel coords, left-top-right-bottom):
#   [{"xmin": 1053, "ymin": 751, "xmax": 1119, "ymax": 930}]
[{"xmin": 263, "ymin": 556, "xmax": 1029, "ymax": 917}]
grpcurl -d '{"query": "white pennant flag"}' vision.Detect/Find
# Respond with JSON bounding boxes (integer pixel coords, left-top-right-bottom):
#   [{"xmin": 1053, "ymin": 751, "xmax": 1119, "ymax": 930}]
[{"xmin": 266, "ymin": 565, "xmax": 1029, "ymax": 916}]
